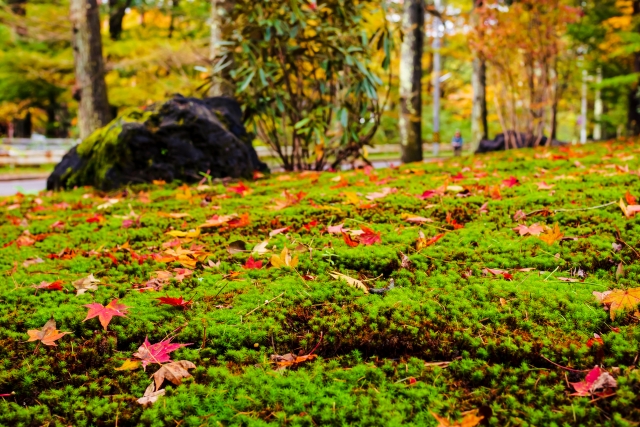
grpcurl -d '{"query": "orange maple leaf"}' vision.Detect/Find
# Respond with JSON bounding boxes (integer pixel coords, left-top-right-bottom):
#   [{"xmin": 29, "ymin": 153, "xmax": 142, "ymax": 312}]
[
  {"xmin": 539, "ymin": 223, "xmax": 563, "ymax": 245},
  {"xmin": 27, "ymin": 318, "xmax": 70, "ymax": 346}
]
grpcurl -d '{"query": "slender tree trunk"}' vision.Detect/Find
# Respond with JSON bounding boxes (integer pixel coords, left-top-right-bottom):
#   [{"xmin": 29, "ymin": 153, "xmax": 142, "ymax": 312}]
[
  {"xmin": 168, "ymin": 0, "xmax": 180, "ymax": 39},
  {"xmin": 399, "ymin": 0, "xmax": 425, "ymax": 163},
  {"xmin": 208, "ymin": 0, "xmax": 235, "ymax": 97},
  {"xmin": 593, "ymin": 67, "xmax": 603, "ymax": 140},
  {"xmin": 432, "ymin": 0, "xmax": 442, "ymax": 157},
  {"xmin": 8, "ymin": 0, "xmax": 27, "ymax": 36},
  {"xmin": 629, "ymin": 0, "xmax": 640, "ymax": 135},
  {"xmin": 471, "ymin": 58, "xmax": 488, "ymax": 147},
  {"xmin": 108, "ymin": 0, "xmax": 132, "ymax": 40},
  {"xmin": 71, "ymin": 0, "xmax": 112, "ymax": 139},
  {"xmin": 471, "ymin": 0, "xmax": 487, "ymax": 152}
]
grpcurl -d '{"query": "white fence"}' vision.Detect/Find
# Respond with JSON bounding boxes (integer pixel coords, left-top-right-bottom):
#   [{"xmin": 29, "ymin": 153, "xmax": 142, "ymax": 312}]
[{"xmin": 0, "ymin": 138, "xmax": 453, "ymax": 166}]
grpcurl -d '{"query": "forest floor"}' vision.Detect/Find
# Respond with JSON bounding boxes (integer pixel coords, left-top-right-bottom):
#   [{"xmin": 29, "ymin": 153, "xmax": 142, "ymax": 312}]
[{"xmin": 1, "ymin": 140, "xmax": 640, "ymax": 426}]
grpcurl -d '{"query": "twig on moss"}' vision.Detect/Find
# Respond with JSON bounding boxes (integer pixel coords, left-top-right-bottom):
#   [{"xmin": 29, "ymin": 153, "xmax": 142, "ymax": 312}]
[
  {"xmin": 525, "ymin": 201, "xmax": 617, "ymax": 218},
  {"xmin": 242, "ymin": 291, "xmax": 285, "ymax": 321},
  {"xmin": 540, "ymin": 354, "xmax": 589, "ymax": 373}
]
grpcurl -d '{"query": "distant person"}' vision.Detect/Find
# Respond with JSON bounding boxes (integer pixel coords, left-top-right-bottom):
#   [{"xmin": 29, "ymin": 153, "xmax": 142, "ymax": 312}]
[{"xmin": 452, "ymin": 130, "xmax": 463, "ymax": 157}]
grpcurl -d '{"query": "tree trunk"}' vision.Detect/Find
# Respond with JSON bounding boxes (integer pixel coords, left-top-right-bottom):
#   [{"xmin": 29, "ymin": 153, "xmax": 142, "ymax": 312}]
[
  {"xmin": 399, "ymin": 0, "xmax": 424, "ymax": 163},
  {"xmin": 12, "ymin": 111, "xmax": 32, "ymax": 138},
  {"xmin": 471, "ymin": 57, "xmax": 488, "ymax": 148},
  {"xmin": 629, "ymin": 0, "xmax": 640, "ymax": 135},
  {"xmin": 108, "ymin": 0, "xmax": 132, "ymax": 41},
  {"xmin": 8, "ymin": 0, "xmax": 27, "ymax": 36},
  {"xmin": 71, "ymin": 0, "xmax": 112, "ymax": 139},
  {"xmin": 168, "ymin": 0, "xmax": 180, "ymax": 39},
  {"xmin": 208, "ymin": 0, "xmax": 235, "ymax": 97},
  {"xmin": 432, "ymin": 0, "xmax": 442, "ymax": 157}
]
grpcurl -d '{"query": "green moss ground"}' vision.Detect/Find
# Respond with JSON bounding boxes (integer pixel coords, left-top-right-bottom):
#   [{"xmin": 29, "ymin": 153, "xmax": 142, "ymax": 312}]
[{"xmin": 1, "ymin": 141, "xmax": 640, "ymax": 426}]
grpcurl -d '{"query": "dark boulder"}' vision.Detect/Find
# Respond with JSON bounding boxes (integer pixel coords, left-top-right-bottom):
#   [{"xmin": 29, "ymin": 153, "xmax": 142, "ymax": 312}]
[
  {"xmin": 476, "ymin": 131, "xmax": 561, "ymax": 154},
  {"xmin": 47, "ymin": 95, "xmax": 267, "ymax": 191}
]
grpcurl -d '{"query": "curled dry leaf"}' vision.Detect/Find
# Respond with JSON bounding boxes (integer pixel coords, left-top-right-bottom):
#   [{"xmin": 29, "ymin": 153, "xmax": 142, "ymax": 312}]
[
  {"xmin": 152, "ymin": 360, "xmax": 196, "ymax": 390},
  {"xmin": 137, "ymin": 382, "xmax": 165, "ymax": 406},
  {"xmin": 26, "ymin": 318, "xmax": 70, "ymax": 346},
  {"xmin": 73, "ymin": 274, "xmax": 100, "ymax": 295},
  {"xmin": 570, "ymin": 366, "xmax": 617, "ymax": 396},
  {"xmin": 329, "ymin": 271, "xmax": 368, "ymax": 293}
]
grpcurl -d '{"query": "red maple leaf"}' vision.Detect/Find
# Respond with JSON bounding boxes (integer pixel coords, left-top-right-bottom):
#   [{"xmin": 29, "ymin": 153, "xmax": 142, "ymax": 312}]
[
  {"xmin": 243, "ymin": 256, "xmax": 263, "ymax": 269},
  {"xmin": 419, "ymin": 190, "xmax": 439, "ymax": 199},
  {"xmin": 133, "ymin": 337, "xmax": 191, "ymax": 370},
  {"xmin": 451, "ymin": 172, "xmax": 465, "ymax": 181},
  {"xmin": 303, "ymin": 220, "xmax": 319, "ymax": 231},
  {"xmin": 34, "ymin": 280, "xmax": 64, "ymax": 291},
  {"xmin": 360, "ymin": 226, "xmax": 381, "ymax": 246},
  {"xmin": 227, "ymin": 213, "xmax": 250, "ymax": 228},
  {"xmin": 502, "ymin": 176, "xmax": 520, "ymax": 188},
  {"xmin": 83, "ymin": 299, "xmax": 130, "ymax": 330},
  {"xmin": 586, "ymin": 333, "xmax": 603, "ymax": 348},
  {"xmin": 86, "ymin": 214, "xmax": 105, "ymax": 224},
  {"xmin": 342, "ymin": 232, "xmax": 359, "ymax": 247},
  {"xmin": 156, "ymin": 296, "xmax": 193, "ymax": 309},
  {"xmin": 445, "ymin": 213, "xmax": 464, "ymax": 229},
  {"xmin": 227, "ymin": 182, "xmax": 250, "ymax": 196}
]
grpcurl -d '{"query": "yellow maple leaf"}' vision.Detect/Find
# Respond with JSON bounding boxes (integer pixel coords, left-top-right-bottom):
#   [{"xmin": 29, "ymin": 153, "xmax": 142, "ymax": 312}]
[
  {"xmin": 602, "ymin": 288, "xmax": 640, "ymax": 320},
  {"xmin": 539, "ymin": 223, "xmax": 563, "ymax": 245},
  {"xmin": 115, "ymin": 359, "xmax": 141, "ymax": 371},
  {"xmin": 270, "ymin": 247, "xmax": 298, "ymax": 268}
]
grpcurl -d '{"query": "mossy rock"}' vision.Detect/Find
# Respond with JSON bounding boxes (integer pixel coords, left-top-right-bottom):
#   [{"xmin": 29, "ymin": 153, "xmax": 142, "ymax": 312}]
[{"xmin": 47, "ymin": 95, "xmax": 267, "ymax": 190}]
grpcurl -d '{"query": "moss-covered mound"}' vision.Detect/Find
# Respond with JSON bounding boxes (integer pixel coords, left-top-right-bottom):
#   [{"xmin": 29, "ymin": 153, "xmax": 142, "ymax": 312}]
[
  {"xmin": 47, "ymin": 96, "xmax": 267, "ymax": 191},
  {"xmin": 3, "ymin": 140, "xmax": 640, "ymax": 426}
]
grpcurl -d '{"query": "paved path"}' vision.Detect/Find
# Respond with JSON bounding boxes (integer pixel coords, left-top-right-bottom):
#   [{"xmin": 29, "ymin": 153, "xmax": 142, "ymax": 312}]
[{"xmin": 0, "ymin": 179, "xmax": 47, "ymax": 196}]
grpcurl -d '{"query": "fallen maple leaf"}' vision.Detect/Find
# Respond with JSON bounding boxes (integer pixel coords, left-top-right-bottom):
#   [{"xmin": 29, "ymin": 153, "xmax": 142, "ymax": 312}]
[
  {"xmin": 342, "ymin": 231, "xmax": 359, "ymax": 247},
  {"xmin": 86, "ymin": 213, "xmax": 106, "ymax": 224},
  {"xmin": 156, "ymin": 296, "xmax": 193, "ymax": 309},
  {"xmin": 137, "ymin": 382, "xmax": 165, "ymax": 406},
  {"xmin": 329, "ymin": 271, "xmax": 368, "ymax": 293},
  {"xmin": 133, "ymin": 337, "xmax": 191, "ymax": 370},
  {"xmin": 73, "ymin": 274, "xmax": 100, "ymax": 295},
  {"xmin": 539, "ymin": 223, "xmax": 563, "ymax": 245},
  {"xmin": 359, "ymin": 226, "xmax": 381, "ymax": 245},
  {"xmin": 365, "ymin": 187, "xmax": 397, "ymax": 201},
  {"xmin": 327, "ymin": 223, "xmax": 347, "ymax": 234},
  {"xmin": 252, "ymin": 240, "xmax": 270, "ymax": 255},
  {"xmin": 537, "ymin": 182, "xmax": 555, "ymax": 190},
  {"xmin": 270, "ymin": 247, "xmax": 298, "ymax": 268},
  {"xmin": 502, "ymin": 176, "xmax": 520, "ymax": 188},
  {"xmin": 586, "ymin": 333, "xmax": 603, "ymax": 348},
  {"xmin": 23, "ymin": 257, "xmax": 44, "ymax": 268},
  {"xmin": 430, "ymin": 410, "xmax": 484, "ymax": 427},
  {"xmin": 625, "ymin": 190, "xmax": 637, "ymax": 205},
  {"xmin": 512, "ymin": 223, "xmax": 545, "ymax": 236},
  {"xmin": 619, "ymin": 198, "xmax": 640, "ymax": 218},
  {"xmin": 600, "ymin": 287, "xmax": 640, "ymax": 320},
  {"xmin": 33, "ymin": 280, "xmax": 64, "ymax": 291},
  {"xmin": 403, "ymin": 215, "xmax": 433, "ymax": 224},
  {"xmin": 570, "ymin": 366, "xmax": 617, "ymax": 396},
  {"xmin": 478, "ymin": 202, "xmax": 489, "ymax": 214},
  {"xmin": 227, "ymin": 213, "xmax": 250, "ymax": 228},
  {"xmin": 152, "ymin": 360, "xmax": 196, "ymax": 390},
  {"xmin": 26, "ymin": 318, "xmax": 70, "ymax": 346},
  {"xmin": 483, "ymin": 268, "xmax": 513, "ymax": 280},
  {"xmin": 243, "ymin": 256, "xmax": 263, "ymax": 269},
  {"xmin": 83, "ymin": 299, "xmax": 130, "ymax": 330},
  {"xmin": 115, "ymin": 359, "xmax": 141, "ymax": 371},
  {"xmin": 416, "ymin": 231, "xmax": 445, "ymax": 250},
  {"xmin": 227, "ymin": 182, "xmax": 250, "ymax": 196},
  {"xmin": 269, "ymin": 227, "xmax": 290, "ymax": 237}
]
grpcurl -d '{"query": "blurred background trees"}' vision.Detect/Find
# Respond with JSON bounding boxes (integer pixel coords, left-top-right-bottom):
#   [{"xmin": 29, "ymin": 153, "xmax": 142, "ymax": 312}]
[{"xmin": 1, "ymin": 0, "xmax": 640, "ymax": 166}]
